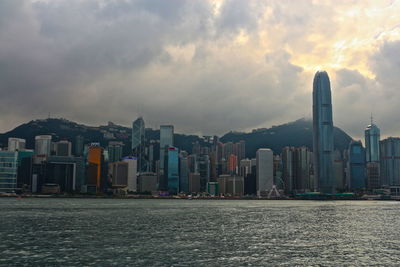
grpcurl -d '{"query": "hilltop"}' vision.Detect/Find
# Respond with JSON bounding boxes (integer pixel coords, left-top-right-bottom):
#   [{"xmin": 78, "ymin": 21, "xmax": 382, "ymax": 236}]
[{"xmin": 0, "ymin": 118, "xmax": 353, "ymax": 157}]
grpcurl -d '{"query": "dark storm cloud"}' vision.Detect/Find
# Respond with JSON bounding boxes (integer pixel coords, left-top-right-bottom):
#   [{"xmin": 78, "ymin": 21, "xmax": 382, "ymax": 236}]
[
  {"xmin": 0, "ymin": 0, "xmax": 213, "ymax": 131},
  {"xmin": 0, "ymin": 0, "xmax": 304, "ymax": 135}
]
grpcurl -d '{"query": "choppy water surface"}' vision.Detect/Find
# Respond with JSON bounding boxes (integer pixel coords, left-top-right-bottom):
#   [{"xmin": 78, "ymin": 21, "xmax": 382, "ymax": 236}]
[{"xmin": 1, "ymin": 199, "xmax": 400, "ymax": 266}]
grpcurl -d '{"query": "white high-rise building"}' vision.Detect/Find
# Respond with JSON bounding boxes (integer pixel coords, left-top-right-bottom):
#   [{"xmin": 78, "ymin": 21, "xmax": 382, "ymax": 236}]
[
  {"xmin": 35, "ymin": 135, "xmax": 52, "ymax": 156},
  {"xmin": 123, "ymin": 157, "xmax": 138, "ymax": 192},
  {"xmin": 7, "ymin": 138, "xmax": 26, "ymax": 152},
  {"xmin": 256, "ymin": 148, "xmax": 273, "ymax": 197}
]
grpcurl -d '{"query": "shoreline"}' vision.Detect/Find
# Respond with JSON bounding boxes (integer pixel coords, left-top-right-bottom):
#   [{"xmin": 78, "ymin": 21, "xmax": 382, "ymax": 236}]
[{"xmin": 0, "ymin": 193, "xmax": 397, "ymax": 201}]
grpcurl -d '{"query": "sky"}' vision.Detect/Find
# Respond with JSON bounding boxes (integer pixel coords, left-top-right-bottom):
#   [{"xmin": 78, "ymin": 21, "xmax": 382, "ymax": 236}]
[{"xmin": 0, "ymin": 0, "xmax": 400, "ymax": 139}]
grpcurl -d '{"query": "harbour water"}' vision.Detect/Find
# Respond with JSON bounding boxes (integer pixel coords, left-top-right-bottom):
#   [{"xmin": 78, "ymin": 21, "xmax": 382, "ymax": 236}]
[{"xmin": 1, "ymin": 198, "xmax": 400, "ymax": 266}]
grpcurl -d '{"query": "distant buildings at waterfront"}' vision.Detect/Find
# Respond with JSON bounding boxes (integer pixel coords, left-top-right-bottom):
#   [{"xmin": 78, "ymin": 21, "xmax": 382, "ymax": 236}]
[{"xmin": 1, "ymin": 71, "xmax": 400, "ymax": 197}]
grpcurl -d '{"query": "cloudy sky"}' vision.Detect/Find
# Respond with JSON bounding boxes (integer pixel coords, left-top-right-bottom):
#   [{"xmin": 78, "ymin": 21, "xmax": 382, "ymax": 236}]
[{"xmin": 0, "ymin": 0, "xmax": 399, "ymax": 139}]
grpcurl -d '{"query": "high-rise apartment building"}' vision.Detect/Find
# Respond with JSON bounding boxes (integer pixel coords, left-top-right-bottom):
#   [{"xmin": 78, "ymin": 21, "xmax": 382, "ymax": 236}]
[
  {"xmin": 312, "ymin": 70, "xmax": 335, "ymax": 193},
  {"xmin": 227, "ymin": 154, "xmax": 237, "ymax": 174}
]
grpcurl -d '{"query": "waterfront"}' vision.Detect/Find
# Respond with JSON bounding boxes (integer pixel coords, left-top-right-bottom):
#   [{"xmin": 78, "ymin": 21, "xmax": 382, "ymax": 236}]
[{"xmin": 1, "ymin": 199, "xmax": 400, "ymax": 266}]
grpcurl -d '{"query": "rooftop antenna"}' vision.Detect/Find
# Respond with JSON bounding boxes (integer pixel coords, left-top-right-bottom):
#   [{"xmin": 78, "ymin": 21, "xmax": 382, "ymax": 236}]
[{"xmin": 370, "ymin": 113, "xmax": 373, "ymax": 125}]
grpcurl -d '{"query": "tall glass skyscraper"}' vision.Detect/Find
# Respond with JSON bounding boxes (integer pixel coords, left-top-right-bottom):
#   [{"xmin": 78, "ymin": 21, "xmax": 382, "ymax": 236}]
[
  {"xmin": 365, "ymin": 121, "xmax": 381, "ymax": 188},
  {"xmin": 132, "ymin": 117, "xmax": 145, "ymax": 172},
  {"xmin": 163, "ymin": 146, "xmax": 179, "ymax": 194},
  {"xmin": 312, "ymin": 70, "xmax": 335, "ymax": 193},
  {"xmin": 365, "ymin": 122, "xmax": 380, "ymax": 162},
  {"xmin": 348, "ymin": 140, "xmax": 366, "ymax": 190},
  {"xmin": 380, "ymin": 137, "xmax": 400, "ymax": 186}
]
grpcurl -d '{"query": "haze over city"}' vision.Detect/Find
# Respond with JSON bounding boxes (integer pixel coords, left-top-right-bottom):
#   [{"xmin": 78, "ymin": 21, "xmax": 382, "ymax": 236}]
[{"xmin": 1, "ymin": 0, "xmax": 400, "ymax": 138}]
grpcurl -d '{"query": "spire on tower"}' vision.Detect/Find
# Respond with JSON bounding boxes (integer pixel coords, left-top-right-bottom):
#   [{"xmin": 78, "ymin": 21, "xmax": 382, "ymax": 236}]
[{"xmin": 370, "ymin": 113, "xmax": 374, "ymax": 125}]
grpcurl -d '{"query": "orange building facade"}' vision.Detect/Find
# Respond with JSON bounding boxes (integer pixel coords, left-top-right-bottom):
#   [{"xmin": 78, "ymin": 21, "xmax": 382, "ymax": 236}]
[{"xmin": 87, "ymin": 146, "xmax": 103, "ymax": 189}]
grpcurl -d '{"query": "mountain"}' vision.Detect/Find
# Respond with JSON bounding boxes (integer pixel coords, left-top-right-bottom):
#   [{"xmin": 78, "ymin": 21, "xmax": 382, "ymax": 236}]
[
  {"xmin": 0, "ymin": 118, "xmax": 208, "ymax": 156},
  {"xmin": 0, "ymin": 118, "xmax": 353, "ymax": 158},
  {"xmin": 220, "ymin": 118, "xmax": 353, "ymax": 158}
]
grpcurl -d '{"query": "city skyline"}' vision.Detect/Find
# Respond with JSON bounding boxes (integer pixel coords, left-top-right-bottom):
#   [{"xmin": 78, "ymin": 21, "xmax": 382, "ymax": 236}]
[
  {"xmin": 2, "ymin": 2, "xmax": 400, "ymax": 266},
  {"xmin": 0, "ymin": 1, "xmax": 400, "ymax": 140}
]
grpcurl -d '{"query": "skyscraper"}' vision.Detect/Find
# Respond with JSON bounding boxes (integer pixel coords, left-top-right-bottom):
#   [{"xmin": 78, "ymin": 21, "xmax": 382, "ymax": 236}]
[
  {"xmin": 198, "ymin": 153, "xmax": 210, "ymax": 192},
  {"xmin": 123, "ymin": 156, "xmax": 138, "ymax": 192},
  {"xmin": 132, "ymin": 117, "xmax": 145, "ymax": 172},
  {"xmin": 87, "ymin": 144, "xmax": 103, "ymax": 191},
  {"xmin": 74, "ymin": 135, "xmax": 84, "ymax": 156},
  {"xmin": 179, "ymin": 151, "xmax": 189, "ymax": 193},
  {"xmin": 164, "ymin": 146, "xmax": 179, "ymax": 194},
  {"xmin": 256, "ymin": 148, "xmax": 273, "ymax": 197},
  {"xmin": 312, "ymin": 70, "xmax": 335, "ymax": 193},
  {"xmin": 294, "ymin": 147, "xmax": 312, "ymax": 191},
  {"xmin": 365, "ymin": 120, "xmax": 381, "ymax": 189},
  {"xmin": 282, "ymin": 147, "xmax": 295, "ymax": 194},
  {"xmin": 347, "ymin": 140, "xmax": 366, "ymax": 190},
  {"xmin": 333, "ymin": 150, "xmax": 345, "ymax": 190},
  {"xmin": 282, "ymin": 147, "xmax": 312, "ymax": 194},
  {"xmin": 227, "ymin": 154, "xmax": 238, "ymax": 174},
  {"xmin": 380, "ymin": 137, "xmax": 400, "ymax": 186},
  {"xmin": 108, "ymin": 141, "xmax": 123, "ymax": 163},
  {"xmin": 159, "ymin": 125, "xmax": 174, "ymax": 174},
  {"xmin": 365, "ymin": 121, "xmax": 380, "ymax": 162}
]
